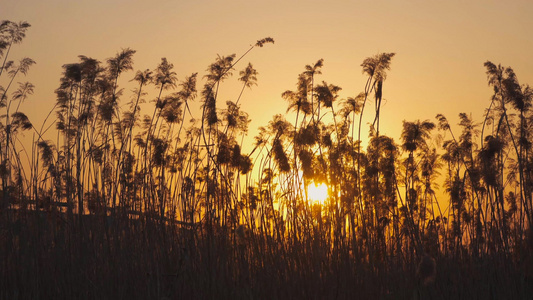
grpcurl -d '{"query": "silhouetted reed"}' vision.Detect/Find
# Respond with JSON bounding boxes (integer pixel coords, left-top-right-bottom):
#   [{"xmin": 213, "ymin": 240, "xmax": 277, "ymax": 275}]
[{"xmin": 0, "ymin": 20, "xmax": 532, "ymax": 299}]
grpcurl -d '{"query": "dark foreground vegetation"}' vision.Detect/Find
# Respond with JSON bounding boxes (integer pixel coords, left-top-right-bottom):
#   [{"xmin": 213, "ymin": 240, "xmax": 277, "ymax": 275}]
[{"xmin": 1, "ymin": 20, "xmax": 532, "ymax": 299}]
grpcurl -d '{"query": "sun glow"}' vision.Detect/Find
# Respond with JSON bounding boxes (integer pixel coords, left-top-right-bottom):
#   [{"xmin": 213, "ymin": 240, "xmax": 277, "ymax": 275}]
[{"xmin": 307, "ymin": 183, "xmax": 329, "ymax": 205}]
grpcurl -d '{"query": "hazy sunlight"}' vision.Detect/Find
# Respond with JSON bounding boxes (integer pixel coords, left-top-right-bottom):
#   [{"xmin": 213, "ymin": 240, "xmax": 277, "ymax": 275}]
[{"xmin": 307, "ymin": 182, "xmax": 329, "ymax": 205}]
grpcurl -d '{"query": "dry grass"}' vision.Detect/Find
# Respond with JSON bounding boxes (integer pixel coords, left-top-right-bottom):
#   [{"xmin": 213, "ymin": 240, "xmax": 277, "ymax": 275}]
[{"xmin": 1, "ymin": 210, "xmax": 531, "ymax": 299}]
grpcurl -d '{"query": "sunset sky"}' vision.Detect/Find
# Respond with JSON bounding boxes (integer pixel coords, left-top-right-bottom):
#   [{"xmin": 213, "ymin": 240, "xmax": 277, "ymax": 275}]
[{"xmin": 3, "ymin": 0, "xmax": 533, "ymax": 150}]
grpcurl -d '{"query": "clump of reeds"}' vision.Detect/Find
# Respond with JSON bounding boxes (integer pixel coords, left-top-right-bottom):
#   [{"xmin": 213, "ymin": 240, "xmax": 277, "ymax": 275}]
[{"xmin": 3, "ymin": 18, "xmax": 533, "ymax": 300}]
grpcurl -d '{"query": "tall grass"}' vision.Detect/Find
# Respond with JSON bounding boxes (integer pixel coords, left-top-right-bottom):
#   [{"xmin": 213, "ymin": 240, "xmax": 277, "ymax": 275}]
[{"xmin": 0, "ymin": 20, "xmax": 532, "ymax": 299}]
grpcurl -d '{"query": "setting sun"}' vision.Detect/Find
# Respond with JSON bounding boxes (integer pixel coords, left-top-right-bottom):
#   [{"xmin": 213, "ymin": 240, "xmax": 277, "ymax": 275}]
[{"xmin": 307, "ymin": 183, "xmax": 329, "ymax": 204}]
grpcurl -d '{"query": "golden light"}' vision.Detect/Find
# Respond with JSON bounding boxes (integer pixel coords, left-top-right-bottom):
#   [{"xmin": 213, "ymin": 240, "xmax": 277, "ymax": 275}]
[{"xmin": 307, "ymin": 182, "xmax": 329, "ymax": 205}]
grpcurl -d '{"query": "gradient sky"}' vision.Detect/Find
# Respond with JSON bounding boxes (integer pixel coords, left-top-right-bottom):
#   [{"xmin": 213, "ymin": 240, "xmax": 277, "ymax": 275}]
[{"xmin": 3, "ymin": 0, "xmax": 533, "ymax": 151}]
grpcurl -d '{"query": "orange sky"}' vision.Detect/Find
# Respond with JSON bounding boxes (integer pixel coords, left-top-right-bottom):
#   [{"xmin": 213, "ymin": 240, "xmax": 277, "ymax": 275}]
[{"xmin": 3, "ymin": 0, "xmax": 533, "ymax": 152}]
